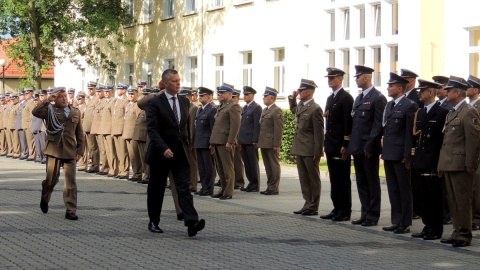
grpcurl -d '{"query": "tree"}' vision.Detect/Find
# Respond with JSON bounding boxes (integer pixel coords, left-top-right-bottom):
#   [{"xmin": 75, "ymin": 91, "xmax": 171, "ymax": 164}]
[{"xmin": 0, "ymin": 0, "xmax": 135, "ymax": 90}]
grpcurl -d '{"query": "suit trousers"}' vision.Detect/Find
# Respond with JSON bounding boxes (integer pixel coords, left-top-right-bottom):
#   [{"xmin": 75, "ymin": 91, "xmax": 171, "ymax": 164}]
[
  {"xmin": 295, "ymin": 155, "xmax": 321, "ymax": 211},
  {"xmin": 260, "ymin": 148, "xmax": 281, "ymax": 193},
  {"xmin": 444, "ymin": 171, "xmax": 474, "ymax": 243},
  {"xmin": 325, "ymin": 152, "xmax": 352, "ymax": 217},
  {"xmin": 86, "ymin": 133, "xmax": 99, "ymax": 171},
  {"xmin": 25, "ymin": 130, "xmax": 36, "ymax": 159},
  {"xmin": 384, "ymin": 160, "xmax": 413, "ymax": 227},
  {"xmin": 147, "ymin": 146, "xmax": 198, "ymax": 226},
  {"xmin": 113, "ymin": 135, "xmax": 129, "ymax": 177},
  {"xmin": 126, "ymin": 139, "xmax": 142, "ymax": 179},
  {"xmin": 412, "ymin": 169, "xmax": 443, "ymax": 236},
  {"xmin": 0, "ymin": 129, "xmax": 6, "ymax": 155},
  {"xmin": 18, "ymin": 129, "xmax": 28, "ymax": 158},
  {"xmin": 11, "ymin": 129, "xmax": 21, "ymax": 158},
  {"xmin": 168, "ymin": 171, "xmax": 182, "ymax": 215},
  {"xmin": 43, "ymin": 156, "xmax": 77, "ymax": 213},
  {"xmin": 473, "ymin": 174, "xmax": 480, "ymax": 226},
  {"xmin": 352, "ymin": 155, "xmax": 381, "ymax": 222},
  {"xmin": 96, "ymin": 134, "xmax": 109, "ymax": 173},
  {"xmin": 5, "ymin": 129, "xmax": 13, "ymax": 156},
  {"xmin": 196, "ymin": 148, "xmax": 216, "ymax": 194},
  {"xmin": 33, "ymin": 132, "xmax": 46, "ymax": 162},
  {"xmin": 188, "ymin": 147, "xmax": 199, "ymax": 191},
  {"xmin": 234, "ymin": 149, "xmax": 245, "ymax": 188},
  {"xmin": 241, "ymin": 144, "xmax": 260, "ymax": 190},
  {"xmin": 103, "ymin": 135, "xmax": 117, "ymax": 176},
  {"xmin": 214, "ymin": 145, "xmax": 235, "ymax": 197}
]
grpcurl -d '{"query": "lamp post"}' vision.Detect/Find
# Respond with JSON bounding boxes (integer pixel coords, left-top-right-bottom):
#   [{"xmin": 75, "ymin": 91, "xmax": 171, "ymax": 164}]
[{"xmin": 0, "ymin": 58, "xmax": 7, "ymax": 94}]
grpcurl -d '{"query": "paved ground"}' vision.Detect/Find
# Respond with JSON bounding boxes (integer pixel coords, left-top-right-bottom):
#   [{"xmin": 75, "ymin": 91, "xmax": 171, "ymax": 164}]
[{"xmin": 1, "ymin": 156, "xmax": 480, "ymax": 270}]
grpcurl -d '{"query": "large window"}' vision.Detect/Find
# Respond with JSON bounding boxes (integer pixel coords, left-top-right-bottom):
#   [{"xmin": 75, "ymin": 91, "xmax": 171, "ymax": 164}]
[
  {"xmin": 373, "ymin": 4, "xmax": 381, "ymax": 37},
  {"xmin": 242, "ymin": 51, "xmax": 253, "ymax": 86},
  {"xmin": 342, "ymin": 49, "xmax": 350, "ymax": 88},
  {"xmin": 185, "ymin": 56, "xmax": 198, "ymax": 87},
  {"xmin": 328, "ymin": 11, "xmax": 335, "ymax": 42},
  {"xmin": 359, "ymin": 6, "xmax": 365, "ymax": 38},
  {"xmin": 142, "ymin": 0, "xmax": 154, "ymax": 23},
  {"xmin": 210, "ymin": 0, "xmax": 224, "ymax": 9},
  {"xmin": 327, "ymin": 50, "xmax": 335, "ymax": 67},
  {"xmin": 125, "ymin": 0, "xmax": 134, "ymax": 27},
  {"xmin": 273, "ymin": 48, "xmax": 285, "ymax": 94},
  {"xmin": 143, "ymin": 61, "xmax": 153, "ymax": 86},
  {"xmin": 392, "ymin": 2, "xmax": 398, "ymax": 35},
  {"xmin": 357, "ymin": 48, "xmax": 365, "ymax": 66},
  {"xmin": 343, "ymin": 9, "xmax": 350, "ymax": 40},
  {"xmin": 373, "ymin": 47, "xmax": 381, "ymax": 86},
  {"xmin": 469, "ymin": 29, "xmax": 480, "ymax": 76},
  {"xmin": 163, "ymin": 0, "xmax": 174, "ymax": 19},
  {"xmin": 214, "ymin": 54, "xmax": 224, "ymax": 87},
  {"xmin": 389, "ymin": 45, "xmax": 398, "ymax": 73},
  {"xmin": 163, "ymin": 58, "xmax": 175, "ymax": 70},
  {"xmin": 126, "ymin": 64, "xmax": 134, "ymax": 86},
  {"xmin": 185, "ymin": 0, "xmax": 197, "ymax": 14}
]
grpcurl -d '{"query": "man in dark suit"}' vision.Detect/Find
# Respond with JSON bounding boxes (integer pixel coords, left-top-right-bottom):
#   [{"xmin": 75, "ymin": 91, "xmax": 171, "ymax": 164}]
[
  {"xmin": 194, "ymin": 87, "xmax": 217, "ymax": 196},
  {"xmin": 348, "ymin": 65, "xmax": 387, "ymax": 227},
  {"xmin": 320, "ymin": 68, "xmax": 354, "ymax": 222},
  {"xmin": 145, "ymin": 69, "xmax": 205, "ymax": 237},
  {"xmin": 238, "ymin": 86, "xmax": 262, "ymax": 192},
  {"xmin": 401, "ymin": 69, "xmax": 423, "ymax": 109},
  {"xmin": 411, "ymin": 79, "xmax": 448, "ymax": 240},
  {"xmin": 381, "ymin": 72, "xmax": 418, "ymax": 234}
]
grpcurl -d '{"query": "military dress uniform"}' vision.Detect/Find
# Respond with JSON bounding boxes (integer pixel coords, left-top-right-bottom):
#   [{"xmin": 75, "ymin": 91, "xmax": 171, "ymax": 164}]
[
  {"xmin": 75, "ymin": 92, "xmax": 88, "ymax": 170},
  {"xmin": 257, "ymin": 87, "xmax": 284, "ymax": 195},
  {"xmin": 22, "ymin": 90, "xmax": 36, "ymax": 160},
  {"xmin": 98, "ymin": 86, "xmax": 117, "ymax": 177},
  {"xmin": 401, "ymin": 69, "xmax": 423, "ymax": 109},
  {"xmin": 122, "ymin": 89, "xmax": 142, "ymax": 180},
  {"xmin": 467, "ymin": 75, "xmax": 480, "ymax": 230},
  {"xmin": 134, "ymin": 92, "xmax": 151, "ymax": 182},
  {"xmin": 90, "ymin": 87, "xmax": 110, "ymax": 175},
  {"xmin": 8, "ymin": 96, "xmax": 21, "ymax": 158},
  {"xmin": 289, "ymin": 79, "xmax": 325, "ymax": 215},
  {"xmin": 438, "ymin": 79, "xmax": 480, "ymax": 247},
  {"xmin": 3, "ymin": 93, "xmax": 13, "ymax": 157},
  {"xmin": 15, "ymin": 92, "xmax": 29, "ymax": 159},
  {"xmin": 232, "ymin": 89, "xmax": 245, "ymax": 190},
  {"xmin": 0, "ymin": 96, "xmax": 7, "ymax": 156},
  {"xmin": 111, "ymin": 84, "xmax": 130, "ymax": 179},
  {"xmin": 82, "ymin": 82, "xmax": 100, "ymax": 173}
]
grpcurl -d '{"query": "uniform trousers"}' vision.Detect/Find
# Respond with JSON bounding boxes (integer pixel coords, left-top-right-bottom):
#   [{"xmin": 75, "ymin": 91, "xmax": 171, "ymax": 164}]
[
  {"xmin": 214, "ymin": 145, "xmax": 235, "ymax": 197},
  {"xmin": 412, "ymin": 169, "xmax": 443, "ymax": 236},
  {"xmin": 126, "ymin": 139, "xmax": 142, "ymax": 179},
  {"xmin": 241, "ymin": 144, "xmax": 260, "ymax": 190},
  {"xmin": 352, "ymin": 155, "xmax": 381, "ymax": 222},
  {"xmin": 85, "ymin": 133, "xmax": 99, "ymax": 171},
  {"xmin": 260, "ymin": 148, "xmax": 281, "ymax": 193},
  {"xmin": 96, "ymin": 134, "xmax": 109, "ymax": 173},
  {"xmin": 137, "ymin": 140, "xmax": 149, "ymax": 180},
  {"xmin": 103, "ymin": 134, "xmax": 117, "ymax": 176},
  {"xmin": 25, "ymin": 130, "xmax": 36, "ymax": 159},
  {"xmin": 188, "ymin": 147, "xmax": 199, "ymax": 191},
  {"xmin": 77, "ymin": 135, "xmax": 88, "ymax": 170},
  {"xmin": 5, "ymin": 129, "xmax": 13, "ymax": 156},
  {"xmin": 384, "ymin": 160, "xmax": 413, "ymax": 227},
  {"xmin": 234, "ymin": 149, "xmax": 245, "ymax": 189},
  {"xmin": 325, "ymin": 152, "xmax": 352, "ymax": 217},
  {"xmin": 11, "ymin": 129, "xmax": 21, "ymax": 157},
  {"xmin": 295, "ymin": 155, "xmax": 321, "ymax": 211},
  {"xmin": 0, "ymin": 129, "xmax": 6, "ymax": 155},
  {"xmin": 444, "ymin": 171, "xmax": 474, "ymax": 243},
  {"xmin": 33, "ymin": 132, "xmax": 46, "ymax": 162},
  {"xmin": 18, "ymin": 129, "xmax": 28, "ymax": 158},
  {"xmin": 472, "ymin": 174, "xmax": 480, "ymax": 226},
  {"xmin": 42, "ymin": 156, "xmax": 77, "ymax": 213},
  {"xmin": 196, "ymin": 148, "xmax": 216, "ymax": 194},
  {"xmin": 113, "ymin": 135, "xmax": 129, "ymax": 177}
]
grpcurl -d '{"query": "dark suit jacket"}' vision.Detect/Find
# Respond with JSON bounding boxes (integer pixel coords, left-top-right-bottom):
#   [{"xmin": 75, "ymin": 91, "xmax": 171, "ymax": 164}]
[
  {"xmin": 381, "ymin": 96, "xmax": 418, "ymax": 161},
  {"xmin": 324, "ymin": 88, "xmax": 354, "ymax": 153},
  {"xmin": 194, "ymin": 102, "xmax": 217, "ymax": 149},
  {"xmin": 238, "ymin": 101, "xmax": 262, "ymax": 144},
  {"xmin": 348, "ymin": 88, "xmax": 387, "ymax": 155},
  {"xmin": 145, "ymin": 93, "xmax": 190, "ymax": 165},
  {"xmin": 406, "ymin": 89, "xmax": 423, "ymax": 108},
  {"xmin": 412, "ymin": 102, "xmax": 448, "ymax": 170}
]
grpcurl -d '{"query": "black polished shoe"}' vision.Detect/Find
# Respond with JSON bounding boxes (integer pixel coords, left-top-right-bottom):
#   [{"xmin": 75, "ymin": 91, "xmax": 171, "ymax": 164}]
[
  {"xmin": 219, "ymin": 195, "xmax": 232, "ymax": 200},
  {"xmin": 27, "ymin": 158, "xmax": 35, "ymax": 161},
  {"xmin": 148, "ymin": 222, "xmax": 163, "ymax": 233},
  {"xmin": 382, "ymin": 224, "xmax": 398, "ymax": 232},
  {"xmin": 177, "ymin": 213, "xmax": 184, "ymax": 221},
  {"xmin": 65, "ymin": 212, "xmax": 78, "ymax": 220},
  {"xmin": 443, "ymin": 219, "xmax": 452, "ymax": 225},
  {"xmin": 472, "ymin": 223, "xmax": 480, "ymax": 231},
  {"xmin": 86, "ymin": 169, "xmax": 98, "ymax": 173},
  {"xmin": 198, "ymin": 191, "xmax": 212, "ymax": 196},
  {"xmin": 351, "ymin": 219, "xmax": 365, "ymax": 225},
  {"xmin": 193, "ymin": 191, "xmax": 200, "ymax": 195},
  {"xmin": 19, "ymin": 157, "xmax": 26, "ymax": 160},
  {"xmin": 40, "ymin": 199, "xmax": 48, "ymax": 214},
  {"xmin": 128, "ymin": 178, "xmax": 141, "ymax": 182},
  {"xmin": 440, "ymin": 238, "xmax": 456, "ymax": 244},
  {"xmin": 263, "ymin": 190, "xmax": 278, "ymax": 195},
  {"xmin": 411, "ymin": 232, "xmax": 426, "ymax": 238},
  {"xmin": 301, "ymin": 209, "xmax": 318, "ymax": 216},
  {"xmin": 245, "ymin": 188, "xmax": 259, "ymax": 192},
  {"xmin": 211, "ymin": 193, "xmax": 223, "ymax": 198},
  {"xmin": 138, "ymin": 180, "xmax": 149, "ymax": 184},
  {"xmin": 423, "ymin": 234, "xmax": 441, "ymax": 240},
  {"xmin": 187, "ymin": 219, "xmax": 205, "ymax": 237},
  {"xmin": 452, "ymin": 240, "xmax": 470, "ymax": 247},
  {"xmin": 293, "ymin": 209, "xmax": 305, "ymax": 214},
  {"xmin": 361, "ymin": 220, "xmax": 378, "ymax": 227},
  {"xmin": 393, "ymin": 226, "xmax": 410, "ymax": 234},
  {"xmin": 117, "ymin": 176, "xmax": 128, "ymax": 180},
  {"xmin": 96, "ymin": 172, "xmax": 108, "ymax": 175},
  {"xmin": 320, "ymin": 212, "xmax": 336, "ymax": 220},
  {"xmin": 107, "ymin": 174, "xmax": 115, "ymax": 177},
  {"xmin": 412, "ymin": 214, "xmax": 421, "ymax": 219},
  {"xmin": 331, "ymin": 215, "xmax": 350, "ymax": 222}
]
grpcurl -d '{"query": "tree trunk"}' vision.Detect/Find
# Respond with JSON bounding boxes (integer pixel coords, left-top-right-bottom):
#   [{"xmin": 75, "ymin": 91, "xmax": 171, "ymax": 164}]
[{"xmin": 29, "ymin": 0, "xmax": 42, "ymax": 90}]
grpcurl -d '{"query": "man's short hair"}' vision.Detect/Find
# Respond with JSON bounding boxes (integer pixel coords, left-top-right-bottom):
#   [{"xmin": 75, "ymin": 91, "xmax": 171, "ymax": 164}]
[{"xmin": 162, "ymin": 69, "xmax": 178, "ymax": 83}]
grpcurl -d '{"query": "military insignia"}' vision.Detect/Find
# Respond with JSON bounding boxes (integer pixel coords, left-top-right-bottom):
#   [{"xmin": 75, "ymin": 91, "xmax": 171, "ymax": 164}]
[{"xmin": 363, "ymin": 102, "xmax": 371, "ymax": 105}]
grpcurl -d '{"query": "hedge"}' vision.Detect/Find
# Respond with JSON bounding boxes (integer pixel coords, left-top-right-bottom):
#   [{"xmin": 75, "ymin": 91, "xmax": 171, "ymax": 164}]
[{"xmin": 280, "ymin": 109, "xmax": 297, "ymax": 164}]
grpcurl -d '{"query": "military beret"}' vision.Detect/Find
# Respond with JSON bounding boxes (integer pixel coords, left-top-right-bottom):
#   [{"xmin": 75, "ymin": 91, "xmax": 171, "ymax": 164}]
[
  {"xmin": 386, "ymin": 72, "xmax": 409, "ymax": 85},
  {"xmin": 198, "ymin": 87, "xmax": 214, "ymax": 96},
  {"xmin": 217, "ymin": 83, "xmax": 234, "ymax": 93},
  {"xmin": 298, "ymin": 79, "xmax": 317, "ymax": 90},
  {"xmin": 243, "ymin": 86, "xmax": 257, "ymax": 95},
  {"xmin": 325, "ymin": 67, "xmax": 346, "ymax": 77},
  {"xmin": 127, "ymin": 88, "xmax": 138, "ymax": 94},
  {"xmin": 117, "ymin": 82, "xmax": 128, "ymax": 90},
  {"xmin": 263, "ymin": 86, "xmax": 278, "ymax": 97},
  {"xmin": 232, "ymin": 89, "xmax": 241, "ymax": 97},
  {"xmin": 467, "ymin": 75, "xmax": 480, "ymax": 89},
  {"xmin": 87, "ymin": 81, "xmax": 97, "ymax": 88},
  {"xmin": 400, "ymin": 69, "xmax": 419, "ymax": 78},
  {"xmin": 416, "ymin": 79, "xmax": 442, "ymax": 90},
  {"xmin": 432, "ymin": 75, "xmax": 449, "ymax": 85},
  {"xmin": 354, "ymin": 65, "xmax": 374, "ymax": 77}
]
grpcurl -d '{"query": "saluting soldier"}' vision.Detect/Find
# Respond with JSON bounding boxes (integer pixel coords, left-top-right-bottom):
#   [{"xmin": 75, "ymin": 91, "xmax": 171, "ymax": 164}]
[
  {"xmin": 111, "ymin": 83, "xmax": 130, "ymax": 180},
  {"xmin": 401, "ymin": 69, "xmax": 423, "ymax": 109},
  {"xmin": 433, "ymin": 76, "xmax": 454, "ymax": 110},
  {"xmin": 194, "ymin": 87, "xmax": 217, "ymax": 196},
  {"xmin": 8, "ymin": 94, "xmax": 21, "ymax": 158},
  {"xmin": 2, "ymin": 92, "xmax": 12, "ymax": 157},
  {"xmin": 381, "ymin": 73, "xmax": 418, "ymax": 234},
  {"xmin": 232, "ymin": 89, "xmax": 246, "ymax": 190},
  {"xmin": 410, "ymin": 79, "xmax": 448, "ymax": 241},
  {"xmin": 122, "ymin": 88, "xmax": 143, "ymax": 181},
  {"xmin": 348, "ymin": 65, "xmax": 387, "ymax": 226},
  {"xmin": 438, "ymin": 77, "xmax": 480, "ymax": 248},
  {"xmin": 258, "ymin": 87, "xmax": 284, "ymax": 195},
  {"xmin": 22, "ymin": 89, "xmax": 36, "ymax": 161},
  {"xmin": 466, "ymin": 75, "xmax": 480, "ymax": 231},
  {"xmin": 82, "ymin": 82, "xmax": 100, "ymax": 173},
  {"xmin": 75, "ymin": 92, "xmax": 88, "ymax": 171},
  {"xmin": 0, "ymin": 95, "xmax": 7, "ymax": 156},
  {"xmin": 320, "ymin": 68, "xmax": 354, "ymax": 221},
  {"xmin": 289, "ymin": 79, "xmax": 325, "ymax": 216},
  {"xmin": 209, "ymin": 83, "xmax": 241, "ymax": 200}
]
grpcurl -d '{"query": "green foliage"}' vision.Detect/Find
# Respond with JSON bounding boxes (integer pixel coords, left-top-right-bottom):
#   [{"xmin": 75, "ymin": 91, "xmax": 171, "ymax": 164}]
[
  {"xmin": 0, "ymin": 0, "xmax": 135, "ymax": 89},
  {"xmin": 280, "ymin": 109, "xmax": 297, "ymax": 164}
]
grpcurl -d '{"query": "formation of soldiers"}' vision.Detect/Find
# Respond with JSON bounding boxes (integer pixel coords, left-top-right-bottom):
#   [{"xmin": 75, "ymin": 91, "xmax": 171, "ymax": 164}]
[{"xmin": 2, "ymin": 65, "xmax": 480, "ymax": 247}]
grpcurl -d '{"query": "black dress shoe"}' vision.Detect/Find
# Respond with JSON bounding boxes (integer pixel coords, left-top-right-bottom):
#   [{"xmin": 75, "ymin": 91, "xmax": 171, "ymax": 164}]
[
  {"xmin": 20, "ymin": 157, "xmax": 26, "ymax": 160},
  {"xmin": 211, "ymin": 193, "xmax": 223, "ymax": 198},
  {"xmin": 411, "ymin": 232, "xmax": 426, "ymax": 238},
  {"xmin": 245, "ymin": 188, "xmax": 259, "ymax": 192},
  {"xmin": 361, "ymin": 220, "xmax": 378, "ymax": 227},
  {"xmin": 320, "ymin": 212, "xmax": 336, "ymax": 220},
  {"xmin": 260, "ymin": 190, "xmax": 268, "ymax": 194},
  {"xmin": 138, "ymin": 180, "xmax": 149, "ymax": 184},
  {"xmin": 128, "ymin": 178, "xmax": 141, "ymax": 182},
  {"xmin": 117, "ymin": 176, "xmax": 128, "ymax": 180},
  {"xmin": 187, "ymin": 219, "xmax": 205, "ymax": 237},
  {"xmin": 301, "ymin": 209, "xmax": 318, "ymax": 216},
  {"xmin": 423, "ymin": 234, "xmax": 441, "ymax": 240},
  {"xmin": 148, "ymin": 222, "xmax": 163, "ymax": 233},
  {"xmin": 86, "ymin": 169, "xmax": 98, "ymax": 173},
  {"xmin": 412, "ymin": 214, "xmax": 421, "ymax": 219},
  {"xmin": 65, "ymin": 212, "xmax": 78, "ymax": 220},
  {"xmin": 96, "ymin": 172, "xmax": 108, "ymax": 175},
  {"xmin": 382, "ymin": 224, "xmax": 398, "ymax": 232},
  {"xmin": 240, "ymin": 187, "xmax": 249, "ymax": 191},
  {"xmin": 472, "ymin": 223, "xmax": 480, "ymax": 230},
  {"xmin": 107, "ymin": 174, "xmax": 115, "ymax": 177},
  {"xmin": 264, "ymin": 190, "xmax": 279, "ymax": 195},
  {"xmin": 452, "ymin": 240, "xmax": 470, "ymax": 247},
  {"xmin": 331, "ymin": 215, "xmax": 350, "ymax": 222},
  {"xmin": 177, "ymin": 213, "xmax": 184, "ymax": 221},
  {"xmin": 40, "ymin": 199, "xmax": 48, "ymax": 214},
  {"xmin": 198, "ymin": 191, "xmax": 212, "ymax": 196},
  {"xmin": 219, "ymin": 195, "xmax": 232, "ymax": 200},
  {"xmin": 393, "ymin": 226, "xmax": 410, "ymax": 234},
  {"xmin": 351, "ymin": 219, "xmax": 365, "ymax": 225},
  {"xmin": 443, "ymin": 219, "xmax": 452, "ymax": 225},
  {"xmin": 193, "ymin": 191, "xmax": 200, "ymax": 195},
  {"xmin": 293, "ymin": 209, "xmax": 305, "ymax": 214},
  {"xmin": 440, "ymin": 238, "xmax": 456, "ymax": 244}
]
